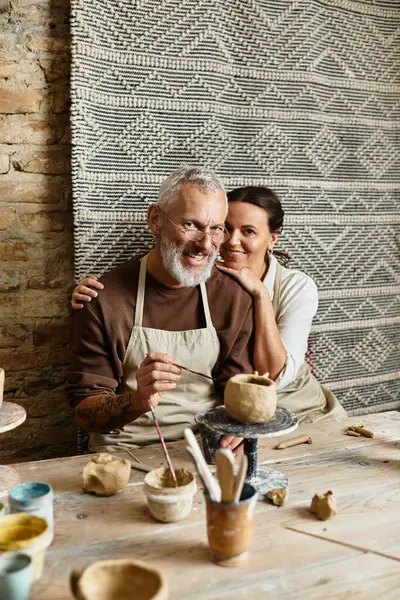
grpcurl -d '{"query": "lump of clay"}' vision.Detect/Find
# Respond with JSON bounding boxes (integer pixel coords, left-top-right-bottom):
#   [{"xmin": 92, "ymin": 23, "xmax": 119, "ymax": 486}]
[
  {"xmin": 83, "ymin": 453, "xmax": 131, "ymax": 497},
  {"xmin": 224, "ymin": 371, "xmax": 277, "ymax": 424},
  {"xmin": 309, "ymin": 490, "xmax": 337, "ymax": 521},
  {"xmin": 265, "ymin": 487, "xmax": 289, "ymax": 506}
]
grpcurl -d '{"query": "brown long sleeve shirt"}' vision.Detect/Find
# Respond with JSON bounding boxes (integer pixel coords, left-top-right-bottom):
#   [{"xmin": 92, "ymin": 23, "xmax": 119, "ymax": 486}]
[{"xmin": 66, "ymin": 256, "xmax": 255, "ymax": 409}]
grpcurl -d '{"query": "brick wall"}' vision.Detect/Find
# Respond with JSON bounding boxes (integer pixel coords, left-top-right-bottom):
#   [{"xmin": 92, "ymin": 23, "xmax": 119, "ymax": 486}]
[{"xmin": 0, "ymin": 0, "xmax": 76, "ymax": 461}]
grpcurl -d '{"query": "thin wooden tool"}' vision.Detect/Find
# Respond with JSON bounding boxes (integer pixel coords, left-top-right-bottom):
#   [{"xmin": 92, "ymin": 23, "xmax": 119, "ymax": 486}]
[
  {"xmin": 184, "ymin": 428, "xmax": 221, "ymax": 502},
  {"xmin": 174, "ymin": 363, "xmax": 215, "ymax": 381},
  {"xmin": 216, "ymin": 449, "xmax": 235, "ymax": 502},
  {"xmin": 186, "ymin": 446, "xmax": 209, "ymax": 491},
  {"xmin": 232, "ymin": 454, "xmax": 248, "ymax": 503},
  {"xmin": 149, "ymin": 406, "xmax": 178, "ymax": 487},
  {"xmin": 123, "ymin": 449, "xmax": 153, "ymax": 473}
]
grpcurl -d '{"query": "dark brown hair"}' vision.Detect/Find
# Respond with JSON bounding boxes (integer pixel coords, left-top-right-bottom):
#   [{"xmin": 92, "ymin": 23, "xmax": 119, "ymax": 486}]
[{"xmin": 227, "ymin": 186, "xmax": 291, "ymax": 266}]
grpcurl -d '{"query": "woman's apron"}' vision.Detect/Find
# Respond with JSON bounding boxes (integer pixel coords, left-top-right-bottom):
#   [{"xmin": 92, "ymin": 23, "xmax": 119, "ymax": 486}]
[
  {"xmin": 273, "ymin": 263, "xmax": 347, "ymax": 424},
  {"xmin": 89, "ymin": 254, "xmax": 221, "ymax": 452}
]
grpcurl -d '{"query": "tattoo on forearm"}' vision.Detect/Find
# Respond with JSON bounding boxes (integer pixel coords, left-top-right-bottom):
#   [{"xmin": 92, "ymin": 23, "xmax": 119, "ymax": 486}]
[{"xmin": 76, "ymin": 392, "xmax": 136, "ymax": 432}]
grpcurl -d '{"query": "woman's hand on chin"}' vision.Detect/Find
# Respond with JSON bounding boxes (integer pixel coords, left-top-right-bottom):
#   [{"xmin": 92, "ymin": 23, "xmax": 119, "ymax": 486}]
[{"xmin": 216, "ymin": 262, "xmax": 267, "ymax": 299}]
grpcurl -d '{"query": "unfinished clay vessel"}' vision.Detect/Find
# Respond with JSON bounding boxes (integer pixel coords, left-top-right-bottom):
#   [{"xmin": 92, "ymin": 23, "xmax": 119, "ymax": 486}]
[
  {"xmin": 224, "ymin": 372, "xmax": 277, "ymax": 424},
  {"xmin": 82, "ymin": 453, "xmax": 131, "ymax": 496},
  {"xmin": 70, "ymin": 558, "xmax": 168, "ymax": 600},
  {"xmin": 143, "ymin": 467, "xmax": 197, "ymax": 523}
]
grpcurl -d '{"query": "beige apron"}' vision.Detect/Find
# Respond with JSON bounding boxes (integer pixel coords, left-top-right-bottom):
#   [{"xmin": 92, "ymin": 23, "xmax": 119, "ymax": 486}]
[
  {"xmin": 273, "ymin": 262, "xmax": 347, "ymax": 424},
  {"xmin": 89, "ymin": 254, "xmax": 221, "ymax": 452}
]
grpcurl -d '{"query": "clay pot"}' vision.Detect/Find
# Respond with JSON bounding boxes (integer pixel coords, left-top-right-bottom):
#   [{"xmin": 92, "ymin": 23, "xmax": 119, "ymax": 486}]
[
  {"xmin": 70, "ymin": 559, "xmax": 168, "ymax": 600},
  {"xmin": 224, "ymin": 372, "xmax": 277, "ymax": 424},
  {"xmin": 143, "ymin": 467, "xmax": 197, "ymax": 523}
]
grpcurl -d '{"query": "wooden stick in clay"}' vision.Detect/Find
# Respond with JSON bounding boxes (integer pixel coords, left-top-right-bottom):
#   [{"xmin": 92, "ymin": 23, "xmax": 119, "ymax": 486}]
[
  {"xmin": 275, "ymin": 435, "xmax": 312, "ymax": 450},
  {"xmin": 184, "ymin": 428, "xmax": 221, "ymax": 502}
]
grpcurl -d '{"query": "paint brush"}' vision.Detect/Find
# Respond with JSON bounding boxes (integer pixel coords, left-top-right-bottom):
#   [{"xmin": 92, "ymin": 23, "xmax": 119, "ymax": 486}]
[
  {"xmin": 173, "ymin": 363, "xmax": 215, "ymax": 381},
  {"xmin": 149, "ymin": 405, "xmax": 178, "ymax": 487}
]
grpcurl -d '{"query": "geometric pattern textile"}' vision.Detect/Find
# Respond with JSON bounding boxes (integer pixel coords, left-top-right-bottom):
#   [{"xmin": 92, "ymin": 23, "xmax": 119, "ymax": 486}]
[{"xmin": 70, "ymin": 0, "xmax": 400, "ymax": 415}]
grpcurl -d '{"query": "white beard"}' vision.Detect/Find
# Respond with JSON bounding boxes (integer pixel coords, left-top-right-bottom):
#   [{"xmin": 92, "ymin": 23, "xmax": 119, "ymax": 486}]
[{"xmin": 160, "ymin": 230, "xmax": 217, "ymax": 287}]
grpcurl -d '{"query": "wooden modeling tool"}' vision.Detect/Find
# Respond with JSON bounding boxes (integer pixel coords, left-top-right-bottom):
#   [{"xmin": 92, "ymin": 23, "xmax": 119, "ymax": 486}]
[
  {"xmin": 173, "ymin": 363, "xmax": 215, "ymax": 381},
  {"xmin": 186, "ymin": 446, "xmax": 209, "ymax": 492},
  {"xmin": 123, "ymin": 448, "xmax": 153, "ymax": 473},
  {"xmin": 149, "ymin": 406, "xmax": 178, "ymax": 487},
  {"xmin": 216, "ymin": 449, "xmax": 235, "ymax": 502},
  {"xmin": 232, "ymin": 454, "xmax": 248, "ymax": 503},
  {"xmin": 184, "ymin": 428, "xmax": 221, "ymax": 502}
]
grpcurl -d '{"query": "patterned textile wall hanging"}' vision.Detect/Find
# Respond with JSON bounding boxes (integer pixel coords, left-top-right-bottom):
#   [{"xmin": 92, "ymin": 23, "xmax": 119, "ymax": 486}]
[{"xmin": 70, "ymin": 0, "xmax": 400, "ymax": 415}]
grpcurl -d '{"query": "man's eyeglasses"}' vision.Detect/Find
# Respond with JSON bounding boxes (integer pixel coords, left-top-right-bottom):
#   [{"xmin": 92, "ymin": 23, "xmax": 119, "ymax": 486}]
[{"xmin": 160, "ymin": 210, "xmax": 230, "ymax": 244}]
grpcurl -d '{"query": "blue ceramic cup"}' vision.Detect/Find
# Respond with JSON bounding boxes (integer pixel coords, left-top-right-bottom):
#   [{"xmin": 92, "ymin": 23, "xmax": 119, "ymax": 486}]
[
  {"xmin": 9, "ymin": 482, "xmax": 53, "ymax": 534},
  {"xmin": 0, "ymin": 553, "xmax": 33, "ymax": 600}
]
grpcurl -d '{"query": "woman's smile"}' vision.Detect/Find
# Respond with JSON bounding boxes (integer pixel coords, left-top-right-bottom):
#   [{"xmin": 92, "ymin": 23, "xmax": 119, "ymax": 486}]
[{"xmin": 220, "ymin": 201, "xmax": 276, "ymax": 273}]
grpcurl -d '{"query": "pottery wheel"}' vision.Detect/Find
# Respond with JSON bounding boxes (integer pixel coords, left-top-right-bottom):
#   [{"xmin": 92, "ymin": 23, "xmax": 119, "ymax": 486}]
[
  {"xmin": 195, "ymin": 406, "xmax": 298, "ymax": 497},
  {"xmin": 196, "ymin": 406, "xmax": 298, "ymax": 438}
]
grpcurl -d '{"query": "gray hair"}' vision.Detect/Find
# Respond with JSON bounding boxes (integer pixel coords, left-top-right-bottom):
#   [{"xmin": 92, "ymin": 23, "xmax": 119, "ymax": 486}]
[{"xmin": 158, "ymin": 165, "xmax": 227, "ymax": 212}]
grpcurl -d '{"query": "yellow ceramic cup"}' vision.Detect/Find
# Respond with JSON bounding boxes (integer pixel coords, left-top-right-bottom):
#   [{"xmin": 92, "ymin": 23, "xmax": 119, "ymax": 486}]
[{"xmin": 0, "ymin": 513, "xmax": 53, "ymax": 581}]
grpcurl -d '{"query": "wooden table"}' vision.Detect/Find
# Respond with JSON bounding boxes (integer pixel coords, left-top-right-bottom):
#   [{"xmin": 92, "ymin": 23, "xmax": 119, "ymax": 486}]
[
  {"xmin": 0, "ymin": 401, "xmax": 27, "ymax": 496},
  {"xmin": 8, "ymin": 411, "xmax": 400, "ymax": 599}
]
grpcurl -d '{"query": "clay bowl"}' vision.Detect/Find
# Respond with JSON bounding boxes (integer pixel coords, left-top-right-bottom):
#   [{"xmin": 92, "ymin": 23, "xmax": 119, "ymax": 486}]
[
  {"xmin": 70, "ymin": 558, "xmax": 168, "ymax": 600},
  {"xmin": 143, "ymin": 467, "xmax": 197, "ymax": 523},
  {"xmin": 224, "ymin": 372, "xmax": 277, "ymax": 424}
]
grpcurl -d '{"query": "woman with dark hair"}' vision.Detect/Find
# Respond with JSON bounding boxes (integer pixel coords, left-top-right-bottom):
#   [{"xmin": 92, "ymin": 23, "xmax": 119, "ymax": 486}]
[
  {"xmin": 72, "ymin": 186, "xmax": 346, "ymax": 434},
  {"xmin": 217, "ymin": 186, "xmax": 346, "ymax": 429}
]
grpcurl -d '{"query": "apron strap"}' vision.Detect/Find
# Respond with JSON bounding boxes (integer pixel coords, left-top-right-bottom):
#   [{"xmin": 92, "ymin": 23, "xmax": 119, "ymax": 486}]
[
  {"xmin": 200, "ymin": 282, "xmax": 213, "ymax": 329},
  {"xmin": 272, "ymin": 260, "xmax": 283, "ymax": 318},
  {"xmin": 134, "ymin": 254, "xmax": 149, "ymax": 327}
]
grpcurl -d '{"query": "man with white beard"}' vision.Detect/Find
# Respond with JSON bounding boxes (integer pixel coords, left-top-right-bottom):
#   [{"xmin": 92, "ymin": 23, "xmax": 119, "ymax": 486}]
[{"xmin": 67, "ymin": 166, "xmax": 254, "ymax": 452}]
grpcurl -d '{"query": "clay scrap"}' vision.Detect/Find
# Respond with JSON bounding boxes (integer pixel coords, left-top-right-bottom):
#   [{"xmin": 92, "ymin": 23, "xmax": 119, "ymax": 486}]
[
  {"xmin": 275, "ymin": 435, "xmax": 312, "ymax": 450},
  {"xmin": 83, "ymin": 453, "xmax": 131, "ymax": 496},
  {"xmin": 309, "ymin": 490, "xmax": 337, "ymax": 521},
  {"xmin": 265, "ymin": 487, "xmax": 289, "ymax": 506},
  {"xmin": 346, "ymin": 424, "xmax": 374, "ymax": 438}
]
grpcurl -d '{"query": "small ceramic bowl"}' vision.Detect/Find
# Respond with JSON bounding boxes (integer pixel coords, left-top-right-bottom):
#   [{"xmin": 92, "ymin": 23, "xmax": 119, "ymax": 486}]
[
  {"xmin": 70, "ymin": 559, "xmax": 168, "ymax": 600},
  {"xmin": 143, "ymin": 467, "xmax": 197, "ymax": 523}
]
